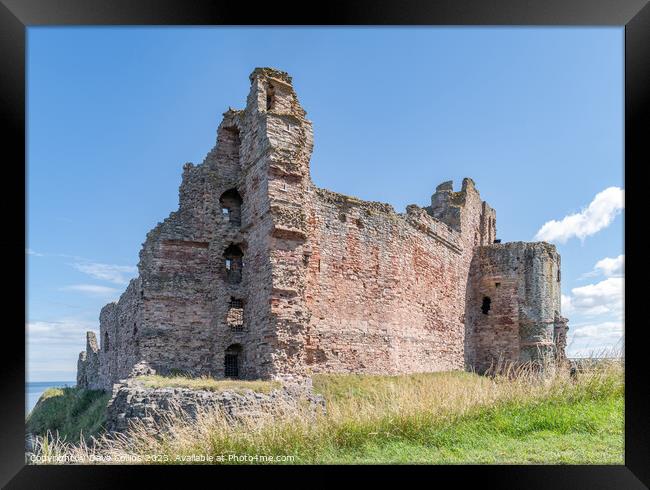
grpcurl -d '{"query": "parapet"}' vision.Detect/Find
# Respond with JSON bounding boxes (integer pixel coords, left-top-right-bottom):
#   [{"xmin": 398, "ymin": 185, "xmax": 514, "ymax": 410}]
[
  {"xmin": 247, "ymin": 67, "xmax": 307, "ymax": 120},
  {"xmin": 475, "ymin": 241, "xmax": 560, "ymax": 267},
  {"xmin": 249, "ymin": 67, "xmax": 293, "ymax": 85},
  {"xmin": 424, "ymin": 177, "xmax": 481, "ymax": 232}
]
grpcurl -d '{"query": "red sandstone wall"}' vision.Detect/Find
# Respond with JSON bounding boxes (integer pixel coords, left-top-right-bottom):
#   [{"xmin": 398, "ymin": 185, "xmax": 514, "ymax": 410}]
[
  {"xmin": 85, "ymin": 68, "xmax": 512, "ymax": 389},
  {"xmin": 128, "ymin": 69, "xmax": 311, "ymax": 382},
  {"xmin": 133, "ymin": 101, "xmax": 279, "ymax": 380},
  {"xmin": 300, "ymin": 182, "xmax": 490, "ymax": 375}
]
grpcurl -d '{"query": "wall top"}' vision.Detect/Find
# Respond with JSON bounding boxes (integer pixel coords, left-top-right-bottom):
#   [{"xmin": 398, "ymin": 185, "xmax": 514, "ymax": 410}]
[{"xmin": 249, "ymin": 67, "xmax": 293, "ymax": 85}]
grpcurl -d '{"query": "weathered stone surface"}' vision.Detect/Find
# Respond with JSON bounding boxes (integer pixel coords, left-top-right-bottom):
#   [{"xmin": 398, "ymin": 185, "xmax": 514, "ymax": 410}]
[
  {"xmin": 104, "ymin": 377, "xmax": 325, "ymax": 433},
  {"xmin": 77, "ymin": 332, "xmax": 101, "ymax": 390},
  {"xmin": 465, "ymin": 242, "xmax": 567, "ymax": 373},
  {"xmin": 76, "ymin": 67, "xmax": 568, "ymax": 394}
]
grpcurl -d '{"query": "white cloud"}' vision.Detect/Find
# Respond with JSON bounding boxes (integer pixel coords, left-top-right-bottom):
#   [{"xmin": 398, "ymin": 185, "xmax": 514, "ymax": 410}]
[
  {"xmin": 60, "ymin": 284, "xmax": 120, "ymax": 297},
  {"xmin": 571, "ymin": 321, "xmax": 623, "ymax": 340},
  {"xmin": 563, "ymin": 277, "xmax": 623, "ymax": 317},
  {"xmin": 594, "ymin": 254, "xmax": 624, "ymax": 277},
  {"xmin": 26, "ymin": 318, "xmax": 98, "ymax": 345},
  {"xmin": 566, "ymin": 320, "xmax": 624, "ymax": 357},
  {"xmin": 534, "ymin": 187, "xmax": 624, "ymax": 243},
  {"xmin": 27, "ymin": 318, "xmax": 99, "ymax": 382},
  {"xmin": 25, "ymin": 251, "xmax": 136, "ymax": 284},
  {"xmin": 71, "ymin": 261, "xmax": 137, "ymax": 285}
]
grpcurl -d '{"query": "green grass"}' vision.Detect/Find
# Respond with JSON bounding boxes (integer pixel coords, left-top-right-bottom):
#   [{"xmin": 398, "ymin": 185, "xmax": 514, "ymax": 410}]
[
  {"xmin": 29, "ymin": 362, "xmax": 624, "ymax": 464},
  {"xmin": 315, "ymin": 394, "xmax": 623, "ymax": 463},
  {"xmin": 26, "ymin": 387, "xmax": 111, "ymax": 443},
  {"xmin": 135, "ymin": 374, "xmax": 281, "ymax": 393}
]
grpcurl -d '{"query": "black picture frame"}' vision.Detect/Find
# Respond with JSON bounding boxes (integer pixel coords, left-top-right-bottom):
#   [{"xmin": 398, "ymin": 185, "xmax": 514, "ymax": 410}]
[{"xmin": 2, "ymin": 0, "xmax": 647, "ymax": 487}]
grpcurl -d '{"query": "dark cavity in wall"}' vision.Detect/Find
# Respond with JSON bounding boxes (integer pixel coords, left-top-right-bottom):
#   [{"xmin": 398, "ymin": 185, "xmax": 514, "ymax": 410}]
[
  {"xmin": 481, "ymin": 296, "xmax": 491, "ymax": 315},
  {"xmin": 266, "ymin": 84, "xmax": 275, "ymax": 110},
  {"xmin": 224, "ymin": 244, "xmax": 244, "ymax": 284},
  {"xmin": 225, "ymin": 343, "xmax": 242, "ymax": 378}
]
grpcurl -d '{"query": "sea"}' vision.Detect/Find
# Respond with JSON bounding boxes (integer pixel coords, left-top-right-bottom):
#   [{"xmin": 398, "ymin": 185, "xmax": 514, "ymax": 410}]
[{"xmin": 26, "ymin": 381, "xmax": 76, "ymax": 415}]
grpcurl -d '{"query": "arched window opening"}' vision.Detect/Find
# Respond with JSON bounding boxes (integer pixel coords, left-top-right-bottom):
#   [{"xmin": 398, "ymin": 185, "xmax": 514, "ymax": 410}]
[
  {"xmin": 219, "ymin": 189, "xmax": 243, "ymax": 227},
  {"xmin": 225, "ymin": 344, "xmax": 242, "ymax": 378},
  {"xmin": 224, "ymin": 244, "xmax": 244, "ymax": 284},
  {"xmin": 266, "ymin": 83, "xmax": 275, "ymax": 111},
  {"xmin": 227, "ymin": 297, "xmax": 244, "ymax": 332},
  {"xmin": 104, "ymin": 332, "xmax": 110, "ymax": 352},
  {"xmin": 481, "ymin": 296, "xmax": 491, "ymax": 315}
]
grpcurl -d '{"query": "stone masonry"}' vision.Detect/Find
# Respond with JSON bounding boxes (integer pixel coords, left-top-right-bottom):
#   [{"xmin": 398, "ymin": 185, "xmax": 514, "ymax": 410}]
[
  {"xmin": 77, "ymin": 67, "xmax": 569, "ymax": 391},
  {"xmin": 104, "ymin": 376, "xmax": 325, "ymax": 434},
  {"xmin": 77, "ymin": 332, "xmax": 101, "ymax": 390}
]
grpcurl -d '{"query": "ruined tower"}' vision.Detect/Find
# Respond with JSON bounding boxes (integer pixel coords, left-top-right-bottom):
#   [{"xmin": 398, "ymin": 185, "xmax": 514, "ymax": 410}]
[
  {"xmin": 465, "ymin": 242, "xmax": 568, "ymax": 373},
  {"xmin": 76, "ymin": 68, "xmax": 568, "ymax": 391}
]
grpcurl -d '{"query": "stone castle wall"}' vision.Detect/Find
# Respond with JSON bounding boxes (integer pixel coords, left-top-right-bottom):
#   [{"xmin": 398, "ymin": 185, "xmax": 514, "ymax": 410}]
[
  {"xmin": 465, "ymin": 242, "xmax": 565, "ymax": 373},
  {"xmin": 297, "ymin": 180, "xmax": 494, "ymax": 375},
  {"xmin": 97, "ymin": 279, "xmax": 142, "ymax": 389},
  {"xmin": 77, "ymin": 67, "xmax": 567, "ymax": 392}
]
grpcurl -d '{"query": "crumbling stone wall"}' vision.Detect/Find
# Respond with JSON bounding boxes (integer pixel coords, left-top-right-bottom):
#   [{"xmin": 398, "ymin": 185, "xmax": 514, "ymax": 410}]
[
  {"xmin": 298, "ymin": 178, "xmax": 495, "ymax": 375},
  {"xmin": 104, "ymin": 377, "xmax": 325, "ymax": 434},
  {"xmin": 96, "ymin": 278, "xmax": 143, "ymax": 390},
  {"xmin": 77, "ymin": 332, "xmax": 101, "ymax": 390},
  {"xmin": 465, "ymin": 242, "xmax": 567, "ymax": 373},
  {"xmin": 76, "ymin": 67, "xmax": 567, "ymax": 392}
]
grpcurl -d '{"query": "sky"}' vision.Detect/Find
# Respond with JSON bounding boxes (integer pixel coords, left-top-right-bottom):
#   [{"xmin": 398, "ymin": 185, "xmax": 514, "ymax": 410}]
[{"xmin": 26, "ymin": 27, "xmax": 624, "ymax": 382}]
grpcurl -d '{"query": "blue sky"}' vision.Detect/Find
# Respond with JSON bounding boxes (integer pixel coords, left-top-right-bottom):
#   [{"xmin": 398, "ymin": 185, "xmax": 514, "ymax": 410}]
[{"xmin": 27, "ymin": 27, "xmax": 624, "ymax": 382}]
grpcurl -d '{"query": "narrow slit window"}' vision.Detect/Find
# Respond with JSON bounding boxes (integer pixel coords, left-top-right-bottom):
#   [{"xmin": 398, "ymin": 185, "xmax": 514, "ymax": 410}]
[
  {"xmin": 266, "ymin": 83, "xmax": 275, "ymax": 110},
  {"xmin": 481, "ymin": 296, "xmax": 491, "ymax": 315}
]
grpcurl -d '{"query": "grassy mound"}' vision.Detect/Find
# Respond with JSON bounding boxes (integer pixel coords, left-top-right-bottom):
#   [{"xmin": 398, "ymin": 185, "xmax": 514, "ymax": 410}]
[
  {"xmin": 135, "ymin": 375, "xmax": 281, "ymax": 393},
  {"xmin": 313, "ymin": 390, "xmax": 623, "ymax": 463},
  {"xmin": 26, "ymin": 387, "xmax": 111, "ymax": 443},
  {"xmin": 30, "ymin": 361, "xmax": 624, "ymax": 464}
]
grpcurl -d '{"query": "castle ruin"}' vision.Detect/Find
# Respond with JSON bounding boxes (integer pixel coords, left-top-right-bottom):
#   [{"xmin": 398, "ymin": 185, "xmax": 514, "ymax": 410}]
[{"xmin": 77, "ymin": 67, "xmax": 568, "ymax": 391}]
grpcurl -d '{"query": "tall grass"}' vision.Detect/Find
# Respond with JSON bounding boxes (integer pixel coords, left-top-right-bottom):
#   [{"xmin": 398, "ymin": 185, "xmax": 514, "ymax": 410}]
[{"xmin": 28, "ymin": 359, "xmax": 623, "ymax": 465}]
